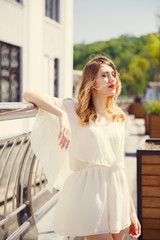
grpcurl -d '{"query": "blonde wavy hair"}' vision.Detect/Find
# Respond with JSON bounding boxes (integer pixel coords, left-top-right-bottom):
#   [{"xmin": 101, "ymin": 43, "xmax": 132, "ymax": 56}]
[{"xmin": 75, "ymin": 55, "xmax": 126, "ymax": 126}]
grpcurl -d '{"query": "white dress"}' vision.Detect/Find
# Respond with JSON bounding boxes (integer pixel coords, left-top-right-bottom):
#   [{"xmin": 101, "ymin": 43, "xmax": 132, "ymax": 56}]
[{"xmin": 30, "ymin": 96, "xmax": 131, "ymax": 237}]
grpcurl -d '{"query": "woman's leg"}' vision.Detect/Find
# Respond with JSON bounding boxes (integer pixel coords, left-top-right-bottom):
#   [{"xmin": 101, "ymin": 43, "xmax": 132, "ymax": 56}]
[
  {"xmin": 111, "ymin": 228, "xmax": 126, "ymax": 240},
  {"xmin": 84, "ymin": 228, "xmax": 126, "ymax": 240},
  {"xmin": 85, "ymin": 232, "xmax": 113, "ymax": 240}
]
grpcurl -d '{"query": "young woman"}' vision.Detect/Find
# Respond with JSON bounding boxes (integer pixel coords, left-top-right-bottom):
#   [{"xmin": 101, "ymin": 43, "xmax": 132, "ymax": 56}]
[{"xmin": 22, "ymin": 56, "xmax": 141, "ymax": 240}]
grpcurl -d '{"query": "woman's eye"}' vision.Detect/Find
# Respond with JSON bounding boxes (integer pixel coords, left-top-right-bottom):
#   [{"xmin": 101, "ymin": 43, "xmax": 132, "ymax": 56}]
[{"xmin": 102, "ymin": 73, "xmax": 107, "ymax": 77}]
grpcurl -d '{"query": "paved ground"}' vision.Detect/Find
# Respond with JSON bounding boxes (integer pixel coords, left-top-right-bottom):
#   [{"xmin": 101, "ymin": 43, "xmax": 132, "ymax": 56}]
[{"xmin": 37, "ymin": 114, "xmax": 149, "ymax": 240}]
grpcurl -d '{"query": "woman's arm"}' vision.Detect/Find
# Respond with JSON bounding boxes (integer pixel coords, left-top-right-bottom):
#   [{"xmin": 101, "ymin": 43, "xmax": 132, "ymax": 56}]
[
  {"xmin": 22, "ymin": 90, "xmax": 71, "ymax": 150},
  {"xmin": 22, "ymin": 90, "xmax": 64, "ymax": 118},
  {"xmin": 123, "ymin": 168, "xmax": 141, "ymax": 238}
]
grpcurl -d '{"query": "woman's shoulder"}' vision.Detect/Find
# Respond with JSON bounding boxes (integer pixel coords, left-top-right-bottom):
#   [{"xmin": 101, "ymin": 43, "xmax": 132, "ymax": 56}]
[
  {"xmin": 45, "ymin": 94, "xmax": 78, "ymax": 108},
  {"xmin": 64, "ymin": 97, "xmax": 78, "ymax": 103},
  {"xmin": 63, "ymin": 97, "xmax": 79, "ymax": 108},
  {"xmin": 114, "ymin": 105, "xmax": 127, "ymax": 123}
]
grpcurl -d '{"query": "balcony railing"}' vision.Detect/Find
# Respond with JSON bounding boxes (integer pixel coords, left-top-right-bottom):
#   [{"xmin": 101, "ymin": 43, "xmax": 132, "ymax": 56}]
[{"xmin": 0, "ymin": 102, "xmax": 60, "ymax": 240}]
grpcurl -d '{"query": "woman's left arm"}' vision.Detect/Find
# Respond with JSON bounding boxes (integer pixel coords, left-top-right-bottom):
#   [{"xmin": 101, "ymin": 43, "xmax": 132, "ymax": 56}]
[{"xmin": 123, "ymin": 168, "xmax": 141, "ymax": 239}]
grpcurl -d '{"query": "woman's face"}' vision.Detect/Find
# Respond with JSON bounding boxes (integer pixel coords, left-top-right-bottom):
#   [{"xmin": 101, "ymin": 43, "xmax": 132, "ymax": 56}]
[{"xmin": 92, "ymin": 63, "xmax": 117, "ymax": 96}]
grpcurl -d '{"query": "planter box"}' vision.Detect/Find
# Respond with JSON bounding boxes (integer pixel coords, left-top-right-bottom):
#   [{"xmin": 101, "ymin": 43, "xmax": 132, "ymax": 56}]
[
  {"xmin": 134, "ymin": 103, "xmax": 144, "ymax": 118},
  {"xmin": 137, "ymin": 139, "xmax": 160, "ymax": 240},
  {"xmin": 127, "ymin": 102, "xmax": 134, "ymax": 115},
  {"xmin": 149, "ymin": 114, "xmax": 160, "ymax": 138}
]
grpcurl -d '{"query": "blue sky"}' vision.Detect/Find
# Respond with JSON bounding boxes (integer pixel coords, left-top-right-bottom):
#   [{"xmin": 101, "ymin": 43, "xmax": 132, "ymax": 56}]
[{"xmin": 73, "ymin": 0, "xmax": 160, "ymax": 44}]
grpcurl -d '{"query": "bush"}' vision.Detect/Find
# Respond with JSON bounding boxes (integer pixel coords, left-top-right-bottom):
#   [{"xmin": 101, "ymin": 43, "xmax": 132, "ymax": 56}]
[{"xmin": 143, "ymin": 100, "xmax": 160, "ymax": 114}]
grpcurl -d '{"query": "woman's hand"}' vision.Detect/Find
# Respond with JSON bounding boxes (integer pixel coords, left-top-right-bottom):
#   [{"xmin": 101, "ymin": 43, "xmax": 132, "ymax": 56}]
[
  {"xmin": 129, "ymin": 212, "xmax": 141, "ymax": 239},
  {"xmin": 58, "ymin": 111, "xmax": 71, "ymax": 150}
]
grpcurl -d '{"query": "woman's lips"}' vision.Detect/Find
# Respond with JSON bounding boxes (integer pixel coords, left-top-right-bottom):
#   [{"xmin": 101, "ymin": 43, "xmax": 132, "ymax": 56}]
[{"xmin": 108, "ymin": 84, "xmax": 116, "ymax": 88}]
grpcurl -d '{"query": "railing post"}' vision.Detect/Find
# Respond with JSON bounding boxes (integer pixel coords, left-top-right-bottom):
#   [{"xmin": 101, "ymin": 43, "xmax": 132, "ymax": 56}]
[{"xmin": 17, "ymin": 151, "xmax": 38, "ymax": 240}]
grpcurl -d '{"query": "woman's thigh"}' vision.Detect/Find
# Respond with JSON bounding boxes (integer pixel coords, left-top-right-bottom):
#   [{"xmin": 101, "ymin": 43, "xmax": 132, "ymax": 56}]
[
  {"xmin": 111, "ymin": 228, "xmax": 126, "ymax": 240},
  {"xmin": 85, "ymin": 232, "xmax": 113, "ymax": 240}
]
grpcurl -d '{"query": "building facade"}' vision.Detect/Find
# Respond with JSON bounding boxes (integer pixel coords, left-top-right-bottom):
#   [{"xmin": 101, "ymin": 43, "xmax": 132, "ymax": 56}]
[
  {"xmin": 145, "ymin": 82, "xmax": 160, "ymax": 101},
  {"xmin": 0, "ymin": 0, "xmax": 73, "ymax": 136}
]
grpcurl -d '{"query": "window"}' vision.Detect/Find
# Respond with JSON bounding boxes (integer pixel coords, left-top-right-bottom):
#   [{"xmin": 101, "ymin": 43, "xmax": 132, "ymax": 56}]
[
  {"xmin": 54, "ymin": 58, "xmax": 59, "ymax": 97},
  {"xmin": 45, "ymin": 0, "xmax": 60, "ymax": 23},
  {"xmin": 0, "ymin": 41, "xmax": 21, "ymax": 102}
]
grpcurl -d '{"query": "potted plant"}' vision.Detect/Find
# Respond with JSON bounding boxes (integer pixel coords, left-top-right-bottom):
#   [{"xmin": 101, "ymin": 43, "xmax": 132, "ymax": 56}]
[
  {"xmin": 133, "ymin": 94, "xmax": 144, "ymax": 118},
  {"xmin": 143, "ymin": 100, "xmax": 160, "ymax": 138}
]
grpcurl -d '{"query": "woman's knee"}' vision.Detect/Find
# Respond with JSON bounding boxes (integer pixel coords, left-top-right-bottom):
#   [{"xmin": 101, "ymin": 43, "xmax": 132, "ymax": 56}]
[
  {"xmin": 85, "ymin": 232, "xmax": 113, "ymax": 240},
  {"xmin": 111, "ymin": 228, "xmax": 126, "ymax": 240}
]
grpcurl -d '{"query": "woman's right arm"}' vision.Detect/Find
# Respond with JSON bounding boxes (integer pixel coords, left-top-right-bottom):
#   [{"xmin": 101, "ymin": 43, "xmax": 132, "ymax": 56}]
[
  {"xmin": 22, "ymin": 90, "xmax": 71, "ymax": 150},
  {"xmin": 22, "ymin": 90, "xmax": 63, "ymax": 118}
]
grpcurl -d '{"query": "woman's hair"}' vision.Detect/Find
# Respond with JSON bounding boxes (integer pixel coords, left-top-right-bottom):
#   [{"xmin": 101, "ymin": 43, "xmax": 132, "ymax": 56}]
[{"xmin": 75, "ymin": 55, "xmax": 126, "ymax": 126}]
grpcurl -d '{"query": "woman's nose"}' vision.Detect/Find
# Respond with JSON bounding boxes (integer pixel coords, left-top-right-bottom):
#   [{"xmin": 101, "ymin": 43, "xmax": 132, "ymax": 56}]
[{"xmin": 109, "ymin": 74, "xmax": 116, "ymax": 83}]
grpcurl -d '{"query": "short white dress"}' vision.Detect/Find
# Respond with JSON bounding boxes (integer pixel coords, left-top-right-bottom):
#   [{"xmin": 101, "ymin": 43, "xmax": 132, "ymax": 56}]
[{"xmin": 30, "ymin": 96, "xmax": 131, "ymax": 237}]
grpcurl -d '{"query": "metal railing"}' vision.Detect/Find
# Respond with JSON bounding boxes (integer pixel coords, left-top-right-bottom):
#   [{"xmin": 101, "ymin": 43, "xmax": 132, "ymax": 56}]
[{"xmin": 0, "ymin": 102, "xmax": 60, "ymax": 240}]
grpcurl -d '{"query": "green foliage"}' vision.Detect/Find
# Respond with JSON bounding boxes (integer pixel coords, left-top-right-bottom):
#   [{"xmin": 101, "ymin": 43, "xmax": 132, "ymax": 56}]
[
  {"xmin": 143, "ymin": 100, "xmax": 160, "ymax": 114},
  {"xmin": 146, "ymin": 34, "xmax": 160, "ymax": 66},
  {"xmin": 74, "ymin": 33, "xmax": 158, "ymax": 96}
]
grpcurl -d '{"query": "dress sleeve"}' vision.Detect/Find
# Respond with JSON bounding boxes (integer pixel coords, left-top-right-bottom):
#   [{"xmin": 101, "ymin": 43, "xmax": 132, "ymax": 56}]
[{"xmin": 30, "ymin": 95, "xmax": 74, "ymax": 192}]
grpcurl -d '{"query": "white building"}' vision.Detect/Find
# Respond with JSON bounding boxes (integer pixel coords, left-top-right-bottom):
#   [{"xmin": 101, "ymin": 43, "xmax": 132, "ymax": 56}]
[
  {"xmin": 145, "ymin": 82, "xmax": 160, "ymax": 101},
  {"xmin": 0, "ymin": 0, "xmax": 73, "ymax": 137}
]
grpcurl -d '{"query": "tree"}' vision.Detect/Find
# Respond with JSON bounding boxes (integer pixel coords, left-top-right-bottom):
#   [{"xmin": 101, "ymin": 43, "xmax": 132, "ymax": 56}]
[{"xmin": 73, "ymin": 33, "xmax": 156, "ymax": 96}]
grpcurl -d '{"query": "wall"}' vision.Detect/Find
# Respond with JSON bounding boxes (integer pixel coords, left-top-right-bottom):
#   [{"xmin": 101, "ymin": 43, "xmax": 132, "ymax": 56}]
[{"xmin": 0, "ymin": 0, "xmax": 73, "ymax": 138}]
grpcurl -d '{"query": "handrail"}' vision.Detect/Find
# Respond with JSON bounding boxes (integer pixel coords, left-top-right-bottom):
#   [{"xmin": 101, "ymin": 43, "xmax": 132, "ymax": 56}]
[
  {"xmin": 0, "ymin": 102, "xmax": 38, "ymax": 121},
  {"xmin": 6, "ymin": 191, "xmax": 61, "ymax": 240},
  {"xmin": 0, "ymin": 99, "xmax": 133, "ymax": 121},
  {"xmin": 0, "ymin": 102, "xmax": 59, "ymax": 240}
]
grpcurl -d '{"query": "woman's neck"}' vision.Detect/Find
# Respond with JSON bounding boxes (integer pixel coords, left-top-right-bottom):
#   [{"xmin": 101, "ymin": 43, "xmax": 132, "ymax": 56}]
[{"xmin": 92, "ymin": 91, "xmax": 108, "ymax": 114}]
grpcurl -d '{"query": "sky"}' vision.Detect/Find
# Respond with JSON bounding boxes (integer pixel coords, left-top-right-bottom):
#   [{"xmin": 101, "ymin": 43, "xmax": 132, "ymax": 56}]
[{"xmin": 73, "ymin": 0, "xmax": 160, "ymax": 44}]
